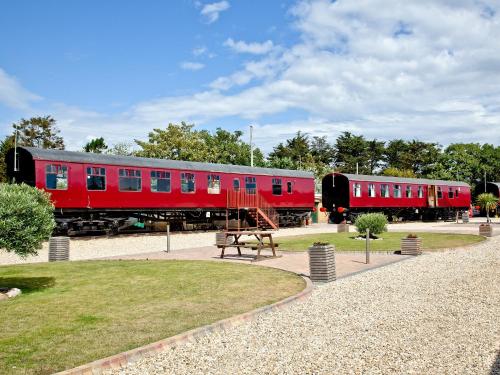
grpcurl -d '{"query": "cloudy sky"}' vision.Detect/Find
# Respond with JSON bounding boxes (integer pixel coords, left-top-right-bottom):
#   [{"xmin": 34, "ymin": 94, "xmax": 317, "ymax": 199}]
[{"xmin": 1, "ymin": 0, "xmax": 499, "ymax": 152}]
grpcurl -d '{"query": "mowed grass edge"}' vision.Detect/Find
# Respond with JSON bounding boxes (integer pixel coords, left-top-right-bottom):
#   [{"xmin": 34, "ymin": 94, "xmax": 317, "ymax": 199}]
[
  {"xmin": 0, "ymin": 260, "xmax": 305, "ymax": 374},
  {"xmin": 272, "ymin": 232, "xmax": 485, "ymax": 252}
]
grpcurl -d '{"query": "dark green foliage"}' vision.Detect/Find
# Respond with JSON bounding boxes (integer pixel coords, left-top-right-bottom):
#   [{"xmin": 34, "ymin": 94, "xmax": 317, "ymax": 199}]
[
  {"xmin": 0, "ymin": 183, "xmax": 55, "ymax": 257},
  {"xmin": 12, "ymin": 116, "xmax": 65, "ymax": 149},
  {"xmin": 0, "ymin": 135, "xmax": 14, "ymax": 183},
  {"xmin": 84, "ymin": 137, "xmax": 108, "ymax": 153},
  {"xmin": 355, "ymin": 213, "xmax": 388, "ymax": 236},
  {"xmin": 135, "ymin": 122, "xmax": 265, "ymax": 166}
]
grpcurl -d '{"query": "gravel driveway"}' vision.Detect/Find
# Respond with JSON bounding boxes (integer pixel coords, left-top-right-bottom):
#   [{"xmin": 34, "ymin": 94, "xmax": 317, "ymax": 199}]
[{"xmin": 110, "ymin": 237, "xmax": 500, "ymax": 375}]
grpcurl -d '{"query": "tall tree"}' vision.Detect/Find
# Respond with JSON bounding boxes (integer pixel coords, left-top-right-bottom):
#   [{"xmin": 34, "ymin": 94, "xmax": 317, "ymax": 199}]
[
  {"xmin": 268, "ymin": 131, "xmax": 311, "ymax": 169},
  {"xmin": 334, "ymin": 132, "xmax": 370, "ymax": 174},
  {"xmin": 83, "ymin": 137, "xmax": 108, "ymax": 153},
  {"xmin": 135, "ymin": 122, "xmax": 210, "ymax": 161},
  {"xmin": 106, "ymin": 142, "xmax": 134, "ymax": 156},
  {"xmin": 366, "ymin": 139, "xmax": 385, "ymax": 174},
  {"xmin": 384, "ymin": 139, "xmax": 441, "ymax": 176},
  {"xmin": 12, "ymin": 116, "xmax": 64, "ymax": 149},
  {"xmin": 200, "ymin": 128, "xmax": 265, "ymax": 166}
]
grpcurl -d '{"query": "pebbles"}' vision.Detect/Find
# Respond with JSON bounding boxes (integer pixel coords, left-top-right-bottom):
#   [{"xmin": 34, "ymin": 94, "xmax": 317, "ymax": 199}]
[{"xmin": 109, "ymin": 237, "xmax": 500, "ymax": 375}]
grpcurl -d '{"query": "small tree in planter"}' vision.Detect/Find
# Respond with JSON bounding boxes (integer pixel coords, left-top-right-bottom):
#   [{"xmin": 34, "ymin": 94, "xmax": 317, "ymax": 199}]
[
  {"xmin": 0, "ymin": 183, "xmax": 55, "ymax": 258},
  {"xmin": 354, "ymin": 213, "xmax": 388, "ymax": 239},
  {"xmin": 476, "ymin": 193, "xmax": 498, "ymax": 224}
]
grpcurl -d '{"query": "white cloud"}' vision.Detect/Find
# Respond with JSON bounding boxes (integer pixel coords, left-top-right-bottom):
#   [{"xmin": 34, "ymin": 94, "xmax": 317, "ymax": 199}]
[
  {"xmin": 224, "ymin": 38, "xmax": 275, "ymax": 54},
  {"xmin": 180, "ymin": 61, "xmax": 205, "ymax": 71},
  {"xmin": 192, "ymin": 46, "xmax": 207, "ymax": 56},
  {"xmin": 9, "ymin": 0, "xmax": 500, "ymax": 151},
  {"xmin": 200, "ymin": 1, "xmax": 230, "ymax": 24},
  {"xmin": 0, "ymin": 68, "xmax": 41, "ymax": 110}
]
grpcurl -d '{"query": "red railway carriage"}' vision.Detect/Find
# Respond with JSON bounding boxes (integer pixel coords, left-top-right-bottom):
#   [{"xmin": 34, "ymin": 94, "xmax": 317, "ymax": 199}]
[
  {"xmin": 6, "ymin": 147, "xmax": 315, "ymax": 234},
  {"xmin": 322, "ymin": 173, "xmax": 471, "ymax": 223}
]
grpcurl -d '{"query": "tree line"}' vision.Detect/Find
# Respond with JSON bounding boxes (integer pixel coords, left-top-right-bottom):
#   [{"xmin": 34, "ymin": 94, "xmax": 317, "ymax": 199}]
[{"xmin": 1, "ymin": 116, "xmax": 499, "ymax": 191}]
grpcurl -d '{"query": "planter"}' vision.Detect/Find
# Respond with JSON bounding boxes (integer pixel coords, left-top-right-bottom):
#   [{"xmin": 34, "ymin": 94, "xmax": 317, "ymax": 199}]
[
  {"xmin": 337, "ymin": 223, "xmax": 349, "ymax": 233},
  {"xmin": 400, "ymin": 237, "xmax": 422, "ymax": 256},
  {"xmin": 48, "ymin": 236, "xmax": 70, "ymax": 261},
  {"xmin": 461, "ymin": 212, "xmax": 469, "ymax": 223},
  {"xmin": 308, "ymin": 244, "xmax": 336, "ymax": 283},
  {"xmin": 479, "ymin": 224, "xmax": 493, "ymax": 237}
]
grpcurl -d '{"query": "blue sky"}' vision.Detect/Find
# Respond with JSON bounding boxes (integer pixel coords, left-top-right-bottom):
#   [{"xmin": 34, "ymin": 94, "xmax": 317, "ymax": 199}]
[{"xmin": 1, "ymin": 0, "xmax": 499, "ymax": 151}]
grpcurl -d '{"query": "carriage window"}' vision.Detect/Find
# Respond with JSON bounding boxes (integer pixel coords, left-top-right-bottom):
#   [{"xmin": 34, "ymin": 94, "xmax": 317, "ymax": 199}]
[
  {"xmin": 368, "ymin": 184, "xmax": 376, "ymax": 197},
  {"xmin": 437, "ymin": 186, "xmax": 443, "ymax": 199},
  {"xmin": 448, "ymin": 187, "xmax": 454, "ymax": 199},
  {"xmin": 245, "ymin": 176, "xmax": 256, "ymax": 194},
  {"xmin": 287, "ymin": 181, "xmax": 293, "ymax": 194},
  {"xmin": 272, "ymin": 178, "xmax": 282, "ymax": 195},
  {"xmin": 394, "ymin": 184, "xmax": 401, "ymax": 198},
  {"xmin": 86, "ymin": 167, "xmax": 106, "ymax": 191},
  {"xmin": 353, "ymin": 183, "xmax": 361, "ymax": 197},
  {"xmin": 455, "ymin": 188, "xmax": 459, "ymax": 198},
  {"xmin": 151, "ymin": 171, "xmax": 171, "ymax": 192},
  {"xmin": 381, "ymin": 184, "xmax": 389, "ymax": 198},
  {"xmin": 46, "ymin": 164, "xmax": 68, "ymax": 190},
  {"xmin": 233, "ymin": 178, "xmax": 240, "ymax": 191},
  {"xmin": 208, "ymin": 174, "xmax": 221, "ymax": 194},
  {"xmin": 406, "ymin": 185, "xmax": 412, "ymax": 198},
  {"xmin": 418, "ymin": 186, "xmax": 423, "ymax": 198},
  {"xmin": 119, "ymin": 169, "xmax": 141, "ymax": 191},
  {"xmin": 181, "ymin": 172, "xmax": 196, "ymax": 193}
]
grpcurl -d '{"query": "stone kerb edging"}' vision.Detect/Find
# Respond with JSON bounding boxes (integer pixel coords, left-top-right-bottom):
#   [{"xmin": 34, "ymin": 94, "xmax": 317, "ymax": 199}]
[{"xmin": 54, "ymin": 276, "xmax": 313, "ymax": 375}]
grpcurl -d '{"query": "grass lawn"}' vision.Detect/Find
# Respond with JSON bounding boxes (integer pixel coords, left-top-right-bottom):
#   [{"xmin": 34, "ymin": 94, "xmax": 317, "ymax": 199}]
[
  {"xmin": 0, "ymin": 260, "xmax": 304, "ymax": 374},
  {"xmin": 273, "ymin": 232, "xmax": 485, "ymax": 252}
]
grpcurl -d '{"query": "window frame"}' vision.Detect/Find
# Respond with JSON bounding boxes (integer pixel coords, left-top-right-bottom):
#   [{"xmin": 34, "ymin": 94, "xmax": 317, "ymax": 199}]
[
  {"xmin": 418, "ymin": 186, "xmax": 424, "ymax": 198},
  {"xmin": 353, "ymin": 183, "xmax": 362, "ymax": 197},
  {"xmin": 405, "ymin": 185, "xmax": 412, "ymax": 198},
  {"xmin": 245, "ymin": 176, "xmax": 257, "ymax": 195},
  {"xmin": 368, "ymin": 183, "xmax": 376, "ymax": 198},
  {"xmin": 150, "ymin": 170, "xmax": 171, "ymax": 193},
  {"xmin": 118, "ymin": 168, "xmax": 142, "ymax": 192},
  {"xmin": 447, "ymin": 187, "xmax": 454, "ymax": 199},
  {"xmin": 233, "ymin": 178, "xmax": 240, "ymax": 191},
  {"xmin": 394, "ymin": 184, "xmax": 402, "ymax": 198},
  {"xmin": 380, "ymin": 184, "xmax": 390, "ymax": 198},
  {"xmin": 207, "ymin": 174, "xmax": 221, "ymax": 195},
  {"xmin": 272, "ymin": 178, "xmax": 282, "ymax": 196},
  {"xmin": 181, "ymin": 172, "xmax": 196, "ymax": 194},
  {"xmin": 86, "ymin": 166, "xmax": 106, "ymax": 191},
  {"xmin": 437, "ymin": 186, "xmax": 443, "ymax": 199},
  {"xmin": 45, "ymin": 164, "xmax": 69, "ymax": 191}
]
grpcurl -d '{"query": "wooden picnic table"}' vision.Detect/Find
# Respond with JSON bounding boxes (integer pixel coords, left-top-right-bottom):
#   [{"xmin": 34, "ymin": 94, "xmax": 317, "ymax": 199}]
[{"xmin": 217, "ymin": 231, "xmax": 280, "ymax": 261}]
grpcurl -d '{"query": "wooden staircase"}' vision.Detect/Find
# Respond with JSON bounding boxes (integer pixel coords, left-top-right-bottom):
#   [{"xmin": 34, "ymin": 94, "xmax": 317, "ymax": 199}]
[{"xmin": 226, "ymin": 190, "xmax": 279, "ymax": 230}]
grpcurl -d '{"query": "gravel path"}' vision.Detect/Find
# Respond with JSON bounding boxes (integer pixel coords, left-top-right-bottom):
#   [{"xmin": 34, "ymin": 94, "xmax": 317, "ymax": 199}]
[{"xmin": 110, "ymin": 237, "xmax": 500, "ymax": 375}]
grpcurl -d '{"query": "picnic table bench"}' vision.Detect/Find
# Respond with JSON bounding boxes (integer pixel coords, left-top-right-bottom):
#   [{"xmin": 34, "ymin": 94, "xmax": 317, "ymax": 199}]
[{"xmin": 216, "ymin": 231, "xmax": 280, "ymax": 262}]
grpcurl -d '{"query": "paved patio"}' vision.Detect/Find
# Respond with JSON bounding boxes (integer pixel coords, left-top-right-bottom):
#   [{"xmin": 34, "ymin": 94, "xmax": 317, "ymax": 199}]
[{"xmin": 103, "ymin": 246, "xmax": 411, "ymax": 278}]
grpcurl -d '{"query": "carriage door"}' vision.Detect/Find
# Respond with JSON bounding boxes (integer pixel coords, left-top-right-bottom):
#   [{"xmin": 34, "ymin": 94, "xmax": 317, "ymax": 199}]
[{"xmin": 427, "ymin": 185, "xmax": 437, "ymax": 207}]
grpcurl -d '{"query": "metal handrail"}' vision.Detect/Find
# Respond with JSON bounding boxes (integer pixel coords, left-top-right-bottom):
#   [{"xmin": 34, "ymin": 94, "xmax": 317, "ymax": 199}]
[{"xmin": 227, "ymin": 190, "xmax": 279, "ymax": 229}]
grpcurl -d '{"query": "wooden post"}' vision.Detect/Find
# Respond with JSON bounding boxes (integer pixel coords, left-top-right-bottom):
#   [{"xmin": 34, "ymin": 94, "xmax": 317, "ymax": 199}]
[{"xmin": 365, "ymin": 228, "xmax": 370, "ymax": 264}]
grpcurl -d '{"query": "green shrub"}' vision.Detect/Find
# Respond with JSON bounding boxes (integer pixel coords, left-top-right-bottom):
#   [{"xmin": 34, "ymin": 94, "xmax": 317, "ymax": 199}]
[
  {"xmin": 0, "ymin": 183, "xmax": 55, "ymax": 257},
  {"xmin": 354, "ymin": 213, "xmax": 388, "ymax": 236}
]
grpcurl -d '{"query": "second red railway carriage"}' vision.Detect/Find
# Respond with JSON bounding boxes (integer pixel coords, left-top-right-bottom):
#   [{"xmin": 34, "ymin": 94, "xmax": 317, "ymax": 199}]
[
  {"xmin": 322, "ymin": 173, "xmax": 471, "ymax": 223},
  {"xmin": 6, "ymin": 147, "xmax": 315, "ymax": 234}
]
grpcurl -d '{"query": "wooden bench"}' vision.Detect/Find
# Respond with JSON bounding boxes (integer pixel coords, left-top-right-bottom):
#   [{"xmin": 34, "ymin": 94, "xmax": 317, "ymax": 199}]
[{"xmin": 216, "ymin": 231, "xmax": 280, "ymax": 261}]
